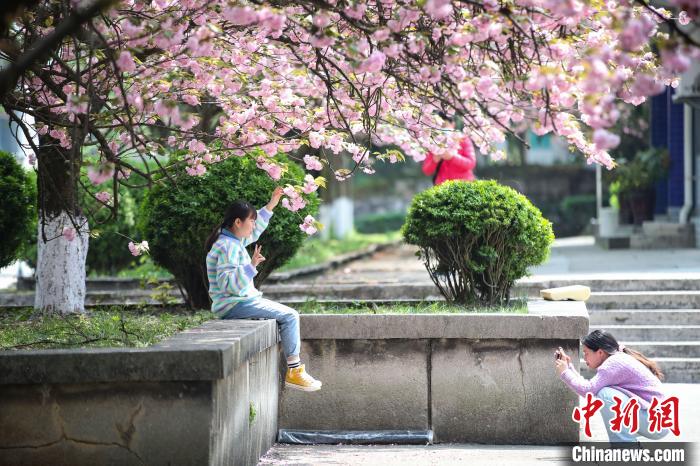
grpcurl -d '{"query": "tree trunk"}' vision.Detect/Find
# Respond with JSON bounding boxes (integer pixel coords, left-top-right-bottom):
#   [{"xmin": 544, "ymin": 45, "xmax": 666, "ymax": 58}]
[
  {"xmin": 34, "ymin": 211, "xmax": 89, "ymax": 314},
  {"xmin": 34, "ymin": 136, "xmax": 87, "ymax": 315}
]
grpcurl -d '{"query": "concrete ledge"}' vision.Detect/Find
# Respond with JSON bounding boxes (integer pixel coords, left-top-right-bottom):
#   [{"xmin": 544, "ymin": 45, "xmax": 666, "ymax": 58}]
[
  {"xmin": 280, "ymin": 300, "xmax": 590, "ymax": 445},
  {"xmin": 298, "ymin": 301, "xmax": 588, "ymax": 340},
  {"xmin": 0, "ymin": 320, "xmax": 280, "ymax": 466},
  {"xmin": 0, "ymin": 320, "xmax": 277, "ymax": 385}
]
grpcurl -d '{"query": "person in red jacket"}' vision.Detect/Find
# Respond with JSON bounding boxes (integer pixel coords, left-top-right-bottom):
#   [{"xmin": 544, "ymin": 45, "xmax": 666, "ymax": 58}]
[{"xmin": 422, "ymin": 136, "xmax": 477, "ymax": 185}]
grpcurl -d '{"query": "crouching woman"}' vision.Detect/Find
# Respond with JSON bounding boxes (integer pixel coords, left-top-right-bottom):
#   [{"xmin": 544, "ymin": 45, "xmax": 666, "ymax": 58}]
[{"xmin": 555, "ymin": 330, "xmax": 669, "ymax": 442}]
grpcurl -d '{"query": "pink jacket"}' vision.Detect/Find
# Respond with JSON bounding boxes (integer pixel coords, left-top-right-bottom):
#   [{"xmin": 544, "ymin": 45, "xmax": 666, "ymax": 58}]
[
  {"xmin": 560, "ymin": 352, "xmax": 665, "ymax": 409},
  {"xmin": 422, "ymin": 137, "xmax": 476, "ymax": 185}
]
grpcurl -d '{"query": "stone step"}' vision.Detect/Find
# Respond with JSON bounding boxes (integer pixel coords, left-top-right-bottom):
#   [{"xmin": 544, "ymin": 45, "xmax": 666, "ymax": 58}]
[
  {"xmin": 589, "ymin": 309, "xmax": 700, "ymax": 326},
  {"xmin": 615, "ymin": 342, "xmax": 700, "ymax": 358},
  {"xmin": 586, "ymin": 291, "xmax": 700, "ymax": 310},
  {"xmin": 10, "ymin": 278, "xmax": 700, "ymax": 304},
  {"xmin": 589, "ymin": 324, "xmax": 700, "ymax": 341},
  {"xmin": 641, "ymin": 221, "xmax": 694, "ymax": 236},
  {"xmin": 629, "ymin": 234, "xmax": 695, "ymax": 249},
  {"xmin": 263, "ymin": 283, "xmax": 442, "ymax": 301},
  {"xmin": 580, "ymin": 358, "xmax": 700, "ymax": 383},
  {"xmin": 516, "ymin": 278, "xmax": 700, "ymax": 295}
]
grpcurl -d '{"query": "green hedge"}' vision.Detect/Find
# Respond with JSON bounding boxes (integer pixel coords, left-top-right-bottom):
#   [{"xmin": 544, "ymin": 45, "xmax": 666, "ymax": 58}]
[
  {"xmin": 402, "ymin": 180, "xmax": 553, "ymax": 305},
  {"xmin": 355, "ymin": 211, "xmax": 406, "ymax": 234},
  {"xmin": 0, "ymin": 151, "xmax": 36, "ymax": 269},
  {"xmin": 139, "ymin": 151, "xmax": 319, "ymax": 309},
  {"xmin": 83, "ymin": 181, "xmax": 148, "ymax": 275},
  {"xmin": 535, "ymin": 194, "xmax": 596, "ymax": 238}
]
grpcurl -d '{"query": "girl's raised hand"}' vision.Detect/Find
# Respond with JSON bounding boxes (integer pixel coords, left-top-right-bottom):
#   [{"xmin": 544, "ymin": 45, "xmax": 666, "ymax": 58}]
[
  {"xmin": 251, "ymin": 244, "xmax": 266, "ymax": 267},
  {"xmin": 266, "ymin": 186, "xmax": 284, "ymax": 211}
]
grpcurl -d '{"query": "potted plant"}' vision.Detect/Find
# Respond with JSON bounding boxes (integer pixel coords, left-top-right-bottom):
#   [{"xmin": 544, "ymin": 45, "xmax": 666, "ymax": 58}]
[{"xmin": 611, "ymin": 147, "xmax": 669, "ymax": 225}]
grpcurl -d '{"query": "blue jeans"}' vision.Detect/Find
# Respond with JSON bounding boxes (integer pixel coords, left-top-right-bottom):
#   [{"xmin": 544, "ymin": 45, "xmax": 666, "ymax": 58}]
[
  {"xmin": 597, "ymin": 387, "xmax": 669, "ymax": 443},
  {"xmin": 221, "ymin": 297, "xmax": 300, "ymax": 359}
]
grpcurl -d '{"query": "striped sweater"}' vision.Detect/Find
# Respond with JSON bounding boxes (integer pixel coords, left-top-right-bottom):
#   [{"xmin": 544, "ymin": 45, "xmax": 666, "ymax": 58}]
[{"xmin": 206, "ymin": 208, "xmax": 272, "ymax": 314}]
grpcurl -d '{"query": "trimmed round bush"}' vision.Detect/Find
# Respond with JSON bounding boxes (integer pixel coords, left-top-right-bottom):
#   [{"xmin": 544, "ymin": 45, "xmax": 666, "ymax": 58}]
[
  {"xmin": 402, "ymin": 180, "xmax": 553, "ymax": 305},
  {"xmin": 0, "ymin": 151, "xmax": 36, "ymax": 269},
  {"xmin": 139, "ymin": 152, "xmax": 319, "ymax": 309}
]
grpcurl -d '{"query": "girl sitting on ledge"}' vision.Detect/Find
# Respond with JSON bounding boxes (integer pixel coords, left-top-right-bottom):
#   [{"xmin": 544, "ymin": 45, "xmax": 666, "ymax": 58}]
[{"xmin": 205, "ymin": 187, "xmax": 322, "ymax": 392}]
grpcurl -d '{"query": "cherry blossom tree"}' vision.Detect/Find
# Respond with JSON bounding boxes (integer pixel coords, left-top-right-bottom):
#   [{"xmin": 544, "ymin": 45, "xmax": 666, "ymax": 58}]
[{"xmin": 1, "ymin": 0, "xmax": 696, "ymax": 313}]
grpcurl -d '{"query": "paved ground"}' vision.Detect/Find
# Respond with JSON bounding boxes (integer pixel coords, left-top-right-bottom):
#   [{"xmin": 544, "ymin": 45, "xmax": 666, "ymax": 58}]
[
  {"xmin": 260, "ymin": 384, "xmax": 699, "ymax": 465},
  {"xmin": 0, "ymin": 262, "xmax": 26, "ymax": 290},
  {"xmin": 295, "ymin": 236, "xmax": 700, "ymax": 285}
]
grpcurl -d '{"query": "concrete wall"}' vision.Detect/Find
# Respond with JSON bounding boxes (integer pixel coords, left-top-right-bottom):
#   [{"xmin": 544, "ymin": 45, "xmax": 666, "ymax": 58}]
[
  {"xmin": 0, "ymin": 320, "xmax": 279, "ymax": 466},
  {"xmin": 279, "ymin": 300, "xmax": 589, "ymax": 444}
]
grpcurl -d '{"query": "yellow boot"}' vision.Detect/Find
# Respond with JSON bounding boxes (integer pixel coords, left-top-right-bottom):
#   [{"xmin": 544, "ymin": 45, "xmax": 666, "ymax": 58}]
[{"xmin": 285, "ymin": 364, "xmax": 322, "ymax": 392}]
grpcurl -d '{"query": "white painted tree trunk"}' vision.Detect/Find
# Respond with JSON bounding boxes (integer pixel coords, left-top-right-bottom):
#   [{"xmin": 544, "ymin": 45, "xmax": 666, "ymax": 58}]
[{"xmin": 34, "ymin": 211, "xmax": 89, "ymax": 315}]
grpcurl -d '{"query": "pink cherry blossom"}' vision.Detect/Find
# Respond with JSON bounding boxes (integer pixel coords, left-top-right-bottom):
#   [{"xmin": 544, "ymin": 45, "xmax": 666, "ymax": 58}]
[
  {"xmin": 117, "ymin": 168, "xmax": 131, "ymax": 180},
  {"xmin": 302, "ymin": 174, "xmax": 318, "ymax": 194},
  {"xmin": 95, "ymin": 191, "xmax": 112, "ymax": 204},
  {"xmin": 425, "ymin": 0, "xmax": 452, "ymax": 20},
  {"xmin": 128, "ymin": 240, "xmax": 150, "ymax": 256},
  {"xmin": 593, "ymin": 129, "xmax": 621, "ymax": 151},
  {"xmin": 678, "ymin": 11, "xmax": 691, "ymax": 25},
  {"xmin": 661, "ymin": 48, "xmax": 691, "ymax": 74},
  {"xmin": 62, "ymin": 227, "xmax": 77, "ymax": 242},
  {"xmin": 115, "ymin": 51, "xmax": 136, "ymax": 72},
  {"xmin": 281, "ymin": 185, "xmax": 307, "ymax": 211},
  {"xmin": 87, "ymin": 165, "xmax": 114, "ymax": 185},
  {"xmin": 344, "ymin": 4, "xmax": 367, "ymax": 20},
  {"xmin": 183, "ymin": 94, "xmax": 200, "ymax": 106},
  {"xmin": 223, "ymin": 6, "xmax": 259, "ymax": 26},
  {"xmin": 304, "ymin": 154, "xmax": 323, "ymax": 171},
  {"xmin": 299, "ymin": 215, "xmax": 317, "ymax": 235},
  {"xmin": 357, "ymin": 50, "xmax": 386, "ymax": 73},
  {"xmin": 10, "ymin": 0, "xmax": 693, "ymax": 232}
]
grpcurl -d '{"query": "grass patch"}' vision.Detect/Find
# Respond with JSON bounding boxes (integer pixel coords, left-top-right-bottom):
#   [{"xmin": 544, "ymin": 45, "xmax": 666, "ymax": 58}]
[
  {"xmin": 115, "ymin": 257, "xmax": 173, "ymax": 280},
  {"xmin": 277, "ymin": 231, "xmax": 401, "ymax": 272},
  {"xmin": 0, "ymin": 306, "xmax": 214, "ymax": 350},
  {"xmin": 295, "ymin": 300, "xmax": 528, "ymax": 314}
]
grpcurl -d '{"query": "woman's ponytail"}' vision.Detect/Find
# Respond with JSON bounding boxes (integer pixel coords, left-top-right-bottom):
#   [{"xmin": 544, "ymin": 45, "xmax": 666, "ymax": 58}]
[
  {"xmin": 622, "ymin": 347, "xmax": 665, "ymax": 381},
  {"xmin": 584, "ymin": 329, "xmax": 664, "ymax": 381}
]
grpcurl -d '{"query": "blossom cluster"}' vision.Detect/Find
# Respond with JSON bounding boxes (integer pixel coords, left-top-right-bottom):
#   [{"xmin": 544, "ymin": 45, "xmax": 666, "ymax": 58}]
[{"xmin": 9, "ymin": 0, "xmax": 698, "ymax": 238}]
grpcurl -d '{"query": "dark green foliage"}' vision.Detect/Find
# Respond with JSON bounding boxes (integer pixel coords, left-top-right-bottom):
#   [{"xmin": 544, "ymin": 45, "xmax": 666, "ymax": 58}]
[
  {"xmin": 558, "ymin": 194, "xmax": 596, "ymax": 236},
  {"xmin": 138, "ymin": 152, "xmax": 319, "ymax": 309},
  {"xmin": 83, "ymin": 182, "xmax": 147, "ymax": 275},
  {"xmin": 612, "ymin": 147, "xmax": 669, "ymax": 193},
  {"xmin": 19, "ymin": 171, "xmax": 147, "ymax": 275},
  {"xmin": 402, "ymin": 180, "xmax": 553, "ymax": 305},
  {"xmin": 355, "ymin": 211, "xmax": 406, "ymax": 234},
  {"xmin": 0, "ymin": 151, "xmax": 36, "ymax": 269},
  {"xmin": 536, "ymin": 194, "xmax": 597, "ymax": 238}
]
